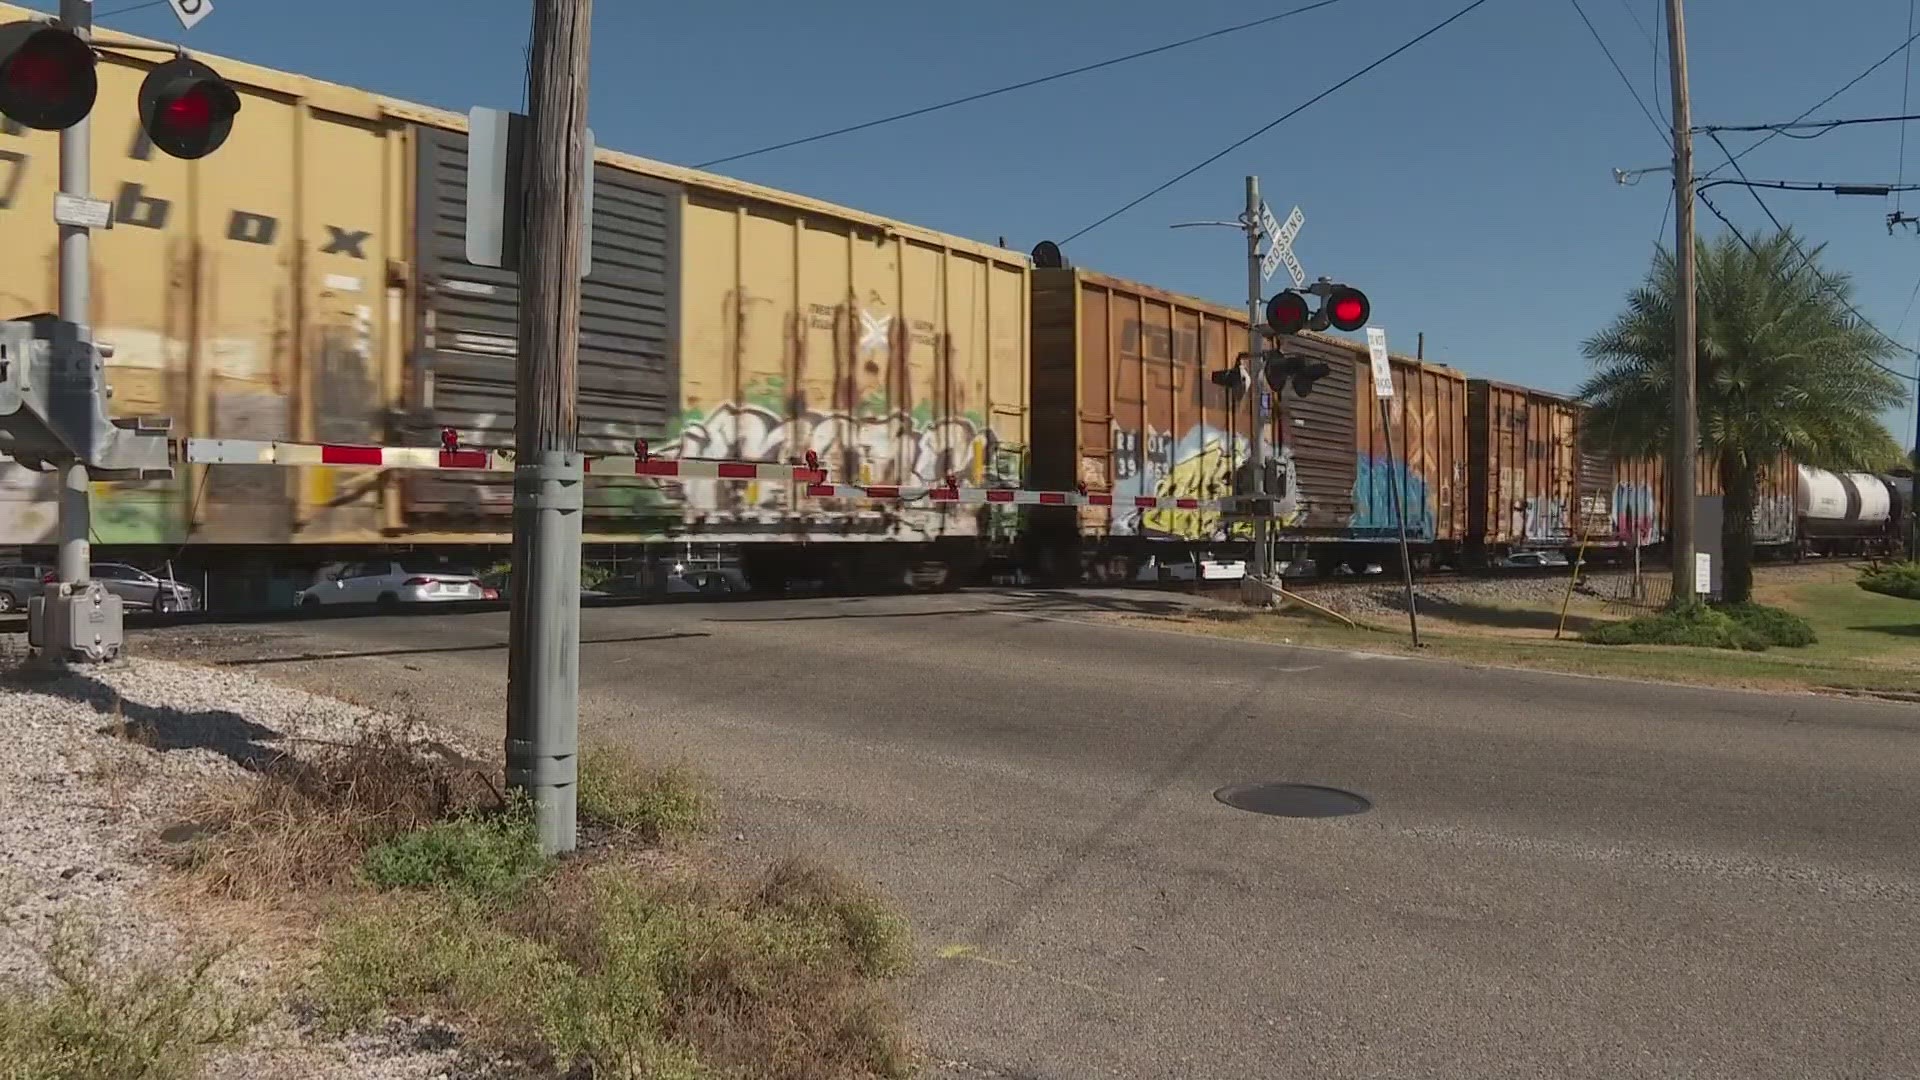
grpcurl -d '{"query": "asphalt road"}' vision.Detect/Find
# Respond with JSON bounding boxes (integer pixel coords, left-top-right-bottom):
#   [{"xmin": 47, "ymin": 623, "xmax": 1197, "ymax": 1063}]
[{"xmin": 138, "ymin": 589, "xmax": 1920, "ymax": 1080}]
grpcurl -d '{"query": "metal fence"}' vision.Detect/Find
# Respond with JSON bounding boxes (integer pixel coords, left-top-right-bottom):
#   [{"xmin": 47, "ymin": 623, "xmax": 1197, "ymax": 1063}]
[{"xmin": 1578, "ymin": 570, "xmax": 1671, "ymax": 615}]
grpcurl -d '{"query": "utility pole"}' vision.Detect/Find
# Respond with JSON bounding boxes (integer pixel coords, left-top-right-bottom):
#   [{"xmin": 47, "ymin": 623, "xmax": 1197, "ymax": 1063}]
[
  {"xmin": 506, "ymin": 0, "xmax": 592, "ymax": 856},
  {"xmin": 1666, "ymin": 0, "xmax": 1698, "ymax": 607},
  {"xmin": 1910, "ymin": 348, "xmax": 1919, "ymax": 560},
  {"xmin": 1244, "ymin": 175, "xmax": 1270, "ymax": 582},
  {"xmin": 55, "ymin": 0, "xmax": 91, "ymax": 607}
]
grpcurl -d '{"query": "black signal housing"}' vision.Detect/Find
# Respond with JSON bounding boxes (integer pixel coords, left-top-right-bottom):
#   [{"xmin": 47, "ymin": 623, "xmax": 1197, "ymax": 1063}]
[
  {"xmin": 138, "ymin": 56, "xmax": 240, "ymax": 160},
  {"xmin": 0, "ymin": 21, "xmax": 97, "ymax": 132}
]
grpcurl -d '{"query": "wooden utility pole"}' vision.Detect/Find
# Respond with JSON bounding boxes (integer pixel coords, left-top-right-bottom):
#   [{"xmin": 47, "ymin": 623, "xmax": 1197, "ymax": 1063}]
[
  {"xmin": 1666, "ymin": 0, "xmax": 1699, "ymax": 607},
  {"xmin": 506, "ymin": 0, "xmax": 593, "ymax": 856}
]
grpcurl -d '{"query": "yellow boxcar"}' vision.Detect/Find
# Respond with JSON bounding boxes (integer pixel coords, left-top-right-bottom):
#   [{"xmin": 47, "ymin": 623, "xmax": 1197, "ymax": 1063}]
[{"xmin": 0, "ymin": 3, "xmax": 1030, "ymax": 557}]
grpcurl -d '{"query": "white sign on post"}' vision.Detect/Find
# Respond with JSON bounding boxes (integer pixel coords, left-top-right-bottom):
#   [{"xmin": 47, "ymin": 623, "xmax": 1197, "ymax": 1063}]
[
  {"xmin": 1258, "ymin": 203, "xmax": 1306, "ymax": 288},
  {"xmin": 1694, "ymin": 552, "xmax": 1712, "ymax": 595},
  {"xmin": 1366, "ymin": 327, "xmax": 1393, "ymax": 398},
  {"xmin": 166, "ymin": 0, "xmax": 214, "ymax": 30}
]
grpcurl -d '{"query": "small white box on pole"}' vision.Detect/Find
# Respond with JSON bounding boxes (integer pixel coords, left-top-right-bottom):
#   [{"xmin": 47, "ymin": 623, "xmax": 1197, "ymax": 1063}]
[
  {"xmin": 1694, "ymin": 552, "xmax": 1712, "ymax": 595},
  {"xmin": 1366, "ymin": 327, "xmax": 1394, "ymax": 398}
]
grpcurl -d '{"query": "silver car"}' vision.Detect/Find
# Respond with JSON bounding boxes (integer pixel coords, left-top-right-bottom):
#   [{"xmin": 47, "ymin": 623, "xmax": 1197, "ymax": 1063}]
[
  {"xmin": 37, "ymin": 562, "xmax": 198, "ymax": 613},
  {"xmin": 296, "ymin": 557, "xmax": 487, "ymax": 609},
  {"xmin": 0, "ymin": 561, "xmax": 51, "ymax": 615}
]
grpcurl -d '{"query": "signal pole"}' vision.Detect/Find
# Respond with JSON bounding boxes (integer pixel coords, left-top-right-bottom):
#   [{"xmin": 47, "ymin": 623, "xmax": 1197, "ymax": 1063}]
[
  {"xmin": 55, "ymin": 0, "xmax": 92, "ymax": 603},
  {"xmin": 1666, "ymin": 0, "xmax": 1698, "ymax": 606},
  {"xmin": 506, "ymin": 0, "xmax": 592, "ymax": 856},
  {"xmin": 1244, "ymin": 175, "xmax": 1270, "ymax": 582}
]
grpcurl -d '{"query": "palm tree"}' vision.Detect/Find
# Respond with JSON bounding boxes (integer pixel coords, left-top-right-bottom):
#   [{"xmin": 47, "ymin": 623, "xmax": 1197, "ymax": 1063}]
[{"xmin": 1580, "ymin": 227, "xmax": 1907, "ymax": 603}]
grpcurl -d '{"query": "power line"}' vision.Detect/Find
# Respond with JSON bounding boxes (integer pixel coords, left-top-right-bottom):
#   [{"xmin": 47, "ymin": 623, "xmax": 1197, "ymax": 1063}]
[
  {"xmin": 1696, "ymin": 177, "xmax": 1920, "ymax": 197},
  {"xmin": 1699, "ymin": 112, "xmax": 1920, "ymax": 137},
  {"xmin": 1703, "ymin": 25, "xmax": 1920, "ymax": 180},
  {"xmin": 1568, "ymin": 0, "xmax": 1669, "ymax": 147},
  {"xmin": 1060, "ymin": 0, "xmax": 1494, "ymax": 246},
  {"xmin": 691, "ymin": 0, "xmax": 1356, "ymax": 170},
  {"xmin": 95, "ymin": 0, "xmax": 168, "ymax": 18},
  {"xmin": 1702, "ymin": 131, "xmax": 1920, "ymax": 379}
]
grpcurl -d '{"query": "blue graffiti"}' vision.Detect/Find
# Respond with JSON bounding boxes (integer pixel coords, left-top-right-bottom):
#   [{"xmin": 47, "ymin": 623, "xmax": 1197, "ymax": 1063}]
[{"xmin": 1349, "ymin": 454, "xmax": 1435, "ymax": 538}]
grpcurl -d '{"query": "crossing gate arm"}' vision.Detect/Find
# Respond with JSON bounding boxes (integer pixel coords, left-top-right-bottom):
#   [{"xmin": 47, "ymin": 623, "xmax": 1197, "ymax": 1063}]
[{"xmin": 179, "ymin": 438, "xmax": 827, "ymax": 483}]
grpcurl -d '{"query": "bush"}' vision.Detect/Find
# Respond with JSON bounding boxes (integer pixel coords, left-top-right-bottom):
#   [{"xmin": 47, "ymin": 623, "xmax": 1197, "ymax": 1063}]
[
  {"xmin": 0, "ymin": 929, "xmax": 257, "ymax": 1080},
  {"xmin": 1715, "ymin": 602, "xmax": 1818, "ymax": 647},
  {"xmin": 577, "ymin": 747, "xmax": 713, "ymax": 842},
  {"xmin": 1860, "ymin": 561, "xmax": 1920, "ymax": 600},
  {"xmin": 361, "ymin": 800, "xmax": 544, "ymax": 903},
  {"xmin": 1585, "ymin": 603, "xmax": 1769, "ymax": 651},
  {"xmin": 172, "ymin": 724, "xmax": 496, "ymax": 901}
]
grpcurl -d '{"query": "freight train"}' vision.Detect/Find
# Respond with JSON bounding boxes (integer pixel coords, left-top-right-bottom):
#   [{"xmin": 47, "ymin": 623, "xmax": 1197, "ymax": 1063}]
[{"xmin": 0, "ymin": 8, "xmax": 1909, "ymax": 608}]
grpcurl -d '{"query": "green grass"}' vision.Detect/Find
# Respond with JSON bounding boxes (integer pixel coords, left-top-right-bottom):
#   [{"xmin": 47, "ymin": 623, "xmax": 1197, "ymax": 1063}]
[
  {"xmin": 577, "ymin": 747, "xmax": 713, "ymax": 843},
  {"xmin": 313, "ymin": 856, "xmax": 915, "ymax": 1080},
  {"xmin": 361, "ymin": 799, "xmax": 545, "ymax": 903},
  {"xmin": 1143, "ymin": 575, "xmax": 1920, "ymax": 697},
  {"xmin": 0, "ymin": 929, "xmax": 259, "ymax": 1080},
  {"xmin": 1860, "ymin": 561, "xmax": 1920, "ymax": 600}
]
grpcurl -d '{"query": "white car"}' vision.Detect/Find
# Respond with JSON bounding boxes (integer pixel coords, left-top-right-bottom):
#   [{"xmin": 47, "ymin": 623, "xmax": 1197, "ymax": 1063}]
[{"xmin": 296, "ymin": 558, "xmax": 486, "ymax": 608}]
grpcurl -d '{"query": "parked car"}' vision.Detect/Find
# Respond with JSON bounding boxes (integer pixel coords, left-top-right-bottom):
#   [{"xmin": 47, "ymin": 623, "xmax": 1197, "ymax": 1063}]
[
  {"xmin": 0, "ymin": 561, "xmax": 51, "ymax": 614},
  {"xmin": 295, "ymin": 557, "xmax": 486, "ymax": 608},
  {"xmin": 36, "ymin": 562, "xmax": 198, "ymax": 613}
]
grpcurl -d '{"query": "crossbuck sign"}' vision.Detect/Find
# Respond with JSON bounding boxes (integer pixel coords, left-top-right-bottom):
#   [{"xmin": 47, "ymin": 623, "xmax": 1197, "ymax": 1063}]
[{"xmin": 1259, "ymin": 202, "xmax": 1306, "ymax": 289}]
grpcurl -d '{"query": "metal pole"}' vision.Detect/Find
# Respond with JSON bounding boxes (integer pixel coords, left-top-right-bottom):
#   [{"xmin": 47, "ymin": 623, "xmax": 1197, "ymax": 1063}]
[
  {"xmin": 1244, "ymin": 175, "xmax": 1268, "ymax": 581},
  {"xmin": 56, "ymin": 0, "xmax": 90, "ymax": 590},
  {"xmin": 1909, "ymin": 348, "xmax": 1918, "ymax": 560},
  {"xmin": 1379, "ymin": 398, "xmax": 1421, "ymax": 646},
  {"xmin": 1666, "ymin": 0, "xmax": 1698, "ymax": 607},
  {"xmin": 506, "ymin": 0, "xmax": 592, "ymax": 857}
]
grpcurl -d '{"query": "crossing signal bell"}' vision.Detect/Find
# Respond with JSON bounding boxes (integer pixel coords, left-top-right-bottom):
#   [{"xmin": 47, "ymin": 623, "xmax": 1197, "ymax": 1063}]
[
  {"xmin": 0, "ymin": 21, "xmax": 96, "ymax": 132},
  {"xmin": 138, "ymin": 57, "xmax": 240, "ymax": 160}
]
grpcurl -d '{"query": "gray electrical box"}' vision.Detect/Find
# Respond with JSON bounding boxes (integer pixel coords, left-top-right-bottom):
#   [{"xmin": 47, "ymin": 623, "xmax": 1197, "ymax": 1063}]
[
  {"xmin": 0, "ymin": 315, "xmax": 172, "ymax": 479},
  {"xmin": 27, "ymin": 582, "xmax": 124, "ymax": 663}
]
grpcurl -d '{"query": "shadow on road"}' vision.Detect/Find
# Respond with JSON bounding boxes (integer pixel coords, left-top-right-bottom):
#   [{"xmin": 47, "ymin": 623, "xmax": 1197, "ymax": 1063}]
[{"xmin": 212, "ymin": 630, "xmax": 713, "ymax": 667}]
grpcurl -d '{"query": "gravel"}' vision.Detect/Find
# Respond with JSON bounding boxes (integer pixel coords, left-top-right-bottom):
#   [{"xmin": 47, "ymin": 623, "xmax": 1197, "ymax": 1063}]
[
  {"xmin": 1287, "ymin": 569, "xmax": 1646, "ymax": 620},
  {"xmin": 0, "ymin": 644, "xmax": 489, "ymax": 1079}
]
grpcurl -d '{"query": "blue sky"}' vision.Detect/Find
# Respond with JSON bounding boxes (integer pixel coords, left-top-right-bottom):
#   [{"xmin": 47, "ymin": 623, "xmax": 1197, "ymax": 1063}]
[{"xmin": 44, "ymin": 0, "xmax": 1920, "ymax": 441}]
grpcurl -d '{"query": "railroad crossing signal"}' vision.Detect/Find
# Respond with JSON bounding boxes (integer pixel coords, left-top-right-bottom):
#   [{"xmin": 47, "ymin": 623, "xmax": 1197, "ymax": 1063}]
[
  {"xmin": 138, "ymin": 57, "xmax": 241, "ymax": 160},
  {"xmin": 1258, "ymin": 202, "xmax": 1306, "ymax": 288},
  {"xmin": 0, "ymin": 20, "xmax": 96, "ymax": 131},
  {"xmin": 0, "ymin": 20, "xmax": 239, "ymax": 159},
  {"xmin": 1266, "ymin": 280, "xmax": 1371, "ymax": 336}
]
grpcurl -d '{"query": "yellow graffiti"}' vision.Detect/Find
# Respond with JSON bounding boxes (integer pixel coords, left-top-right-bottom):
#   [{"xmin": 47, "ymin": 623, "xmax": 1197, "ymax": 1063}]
[{"xmin": 1140, "ymin": 440, "xmax": 1302, "ymax": 540}]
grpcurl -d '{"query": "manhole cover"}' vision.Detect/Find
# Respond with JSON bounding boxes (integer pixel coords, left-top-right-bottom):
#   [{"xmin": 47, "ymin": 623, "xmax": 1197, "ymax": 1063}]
[{"xmin": 1214, "ymin": 782, "xmax": 1371, "ymax": 818}]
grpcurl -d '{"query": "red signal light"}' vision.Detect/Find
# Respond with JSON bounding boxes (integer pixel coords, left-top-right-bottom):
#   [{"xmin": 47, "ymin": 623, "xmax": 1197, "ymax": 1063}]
[
  {"xmin": 1265, "ymin": 290, "xmax": 1310, "ymax": 336},
  {"xmin": 1326, "ymin": 286, "xmax": 1370, "ymax": 332},
  {"xmin": 0, "ymin": 21, "xmax": 97, "ymax": 132},
  {"xmin": 138, "ymin": 57, "xmax": 240, "ymax": 160}
]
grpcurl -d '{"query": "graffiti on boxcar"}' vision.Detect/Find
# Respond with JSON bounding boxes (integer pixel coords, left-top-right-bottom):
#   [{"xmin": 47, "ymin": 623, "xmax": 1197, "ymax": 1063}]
[
  {"xmin": 666, "ymin": 400, "xmax": 1007, "ymax": 529},
  {"xmin": 1752, "ymin": 494, "xmax": 1796, "ymax": 544},
  {"xmin": 1107, "ymin": 423, "xmax": 1300, "ymax": 540},
  {"xmin": 1349, "ymin": 454, "xmax": 1436, "ymax": 538},
  {"xmin": 1611, "ymin": 482, "xmax": 1659, "ymax": 544},
  {"xmin": 1524, "ymin": 496, "xmax": 1571, "ymax": 543}
]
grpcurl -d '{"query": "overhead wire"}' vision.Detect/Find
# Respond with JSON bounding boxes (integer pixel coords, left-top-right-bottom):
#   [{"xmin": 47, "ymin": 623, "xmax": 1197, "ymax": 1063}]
[
  {"xmin": 691, "ymin": 0, "xmax": 1356, "ymax": 169},
  {"xmin": 1702, "ymin": 130, "xmax": 1920, "ymax": 379},
  {"xmin": 1060, "ymin": 0, "xmax": 1493, "ymax": 245},
  {"xmin": 1699, "ymin": 112, "xmax": 1920, "ymax": 137},
  {"xmin": 1703, "ymin": 23, "xmax": 1920, "ymax": 180},
  {"xmin": 1568, "ymin": 0, "xmax": 1669, "ymax": 147},
  {"xmin": 94, "ymin": 0, "xmax": 168, "ymax": 19}
]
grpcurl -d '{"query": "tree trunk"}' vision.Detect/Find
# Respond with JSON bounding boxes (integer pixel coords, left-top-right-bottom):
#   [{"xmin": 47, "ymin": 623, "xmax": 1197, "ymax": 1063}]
[{"xmin": 1720, "ymin": 455, "xmax": 1757, "ymax": 604}]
